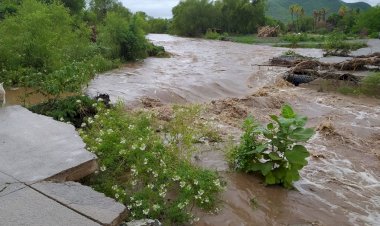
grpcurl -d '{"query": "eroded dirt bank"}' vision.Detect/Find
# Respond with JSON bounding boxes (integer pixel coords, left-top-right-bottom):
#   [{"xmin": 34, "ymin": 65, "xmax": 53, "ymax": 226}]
[{"xmin": 86, "ymin": 34, "xmax": 379, "ymax": 226}]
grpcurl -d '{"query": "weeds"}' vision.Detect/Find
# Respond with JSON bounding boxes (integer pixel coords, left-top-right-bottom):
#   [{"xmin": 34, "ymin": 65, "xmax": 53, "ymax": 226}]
[
  {"xmin": 229, "ymin": 105, "xmax": 315, "ymax": 188},
  {"xmin": 80, "ymin": 103, "xmax": 224, "ymax": 224}
]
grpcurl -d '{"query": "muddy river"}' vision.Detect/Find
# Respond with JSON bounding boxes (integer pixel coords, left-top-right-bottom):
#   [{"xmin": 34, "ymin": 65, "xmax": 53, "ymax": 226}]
[
  {"xmin": 88, "ymin": 35, "xmax": 379, "ymax": 226},
  {"xmin": 8, "ymin": 34, "xmax": 380, "ymax": 225}
]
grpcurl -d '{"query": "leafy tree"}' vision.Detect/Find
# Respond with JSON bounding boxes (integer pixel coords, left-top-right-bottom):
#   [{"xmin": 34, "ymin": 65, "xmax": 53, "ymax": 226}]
[
  {"xmin": 354, "ymin": 6, "xmax": 380, "ymax": 35},
  {"xmin": 172, "ymin": 0, "xmax": 219, "ymax": 36}
]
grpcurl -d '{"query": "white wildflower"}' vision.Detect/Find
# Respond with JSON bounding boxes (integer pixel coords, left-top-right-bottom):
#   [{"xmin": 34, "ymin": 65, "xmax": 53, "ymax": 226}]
[
  {"xmin": 135, "ymin": 200, "xmax": 142, "ymax": 207},
  {"xmin": 143, "ymin": 158, "xmax": 148, "ymax": 165},
  {"xmin": 76, "ymin": 100, "xmax": 81, "ymax": 103},
  {"xmin": 177, "ymin": 203, "xmax": 185, "ymax": 209},
  {"xmin": 143, "ymin": 209, "xmax": 149, "ymax": 215},
  {"xmin": 131, "ymin": 180, "xmax": 137, "ymax": 186},
  {"xmin": 81, "ymin": 122, "xmax": 86, "ymax": 128},
  {"xmin": 120, "ymin": 138, "xmax": 126, "ymax": 144},
  {"xmin": 153, "ymin": 204, "xmax": 160, "ymax": 211},
  {"xmin": 132, "ymin": 144, "xmax": 137, "ymax": 150},
  {"xmin": 94, "ymin": 114, "xmax": 99, "ymax": 119},
  {"xmin": 140, "ymin": 144, "xmax": 146, "ymax": 151},
  {"xmin": 173, "ymin": 175, "xmax": 181, "ymax": 181},
  {"xmin": 198, "ymin": 189, "xmax": 204, "ymax": 196},
  {"xmin": 193, "ymin": 179, "xmax": 199, "ymax": 185},
  {"xmin": 147, "ymin": 184, "xmax": 154, "ymax": 189},
  {"xmin": 180, "ymin": 181, "xmax": 186, "ymax": 188},
  {"xmin": 100, "ymin": 165, "xmax": 106, "ymax": 172},
  {"xmin": 59, "ymin": 117, "xmax": 64, "ymax": 121},
  {"xmin": 213, "ymin": 179, "xmax": 221, "ymax": 187},
  {"xmin": 115, "ymin": 193, "xmax": 119, "ymax": 199},
  {"xmin": 153, "ymin": 171, "xmax": 158, "ymax": 178}
]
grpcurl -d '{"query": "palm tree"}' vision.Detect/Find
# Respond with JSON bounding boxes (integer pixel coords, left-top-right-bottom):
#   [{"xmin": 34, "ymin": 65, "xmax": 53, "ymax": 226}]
[{"xmin": 289, "ymin": 4, "xmax": 298, "ymax": 30}]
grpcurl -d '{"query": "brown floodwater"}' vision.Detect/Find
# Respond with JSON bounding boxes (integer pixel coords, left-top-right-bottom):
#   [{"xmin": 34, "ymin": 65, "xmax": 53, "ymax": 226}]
[
  {"xmin": 4, "ymin": 34, "xmax": 377, "ymax": 225},
  {"xmin": 86, "ymin": 34, "xmax": 379, "ymax": 226}
]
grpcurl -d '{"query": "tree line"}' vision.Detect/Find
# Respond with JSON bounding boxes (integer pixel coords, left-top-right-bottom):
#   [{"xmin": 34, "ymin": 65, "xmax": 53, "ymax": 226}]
[{"xmin": 171, "ymin": 0, "xmax": 268, "ymax": 37}]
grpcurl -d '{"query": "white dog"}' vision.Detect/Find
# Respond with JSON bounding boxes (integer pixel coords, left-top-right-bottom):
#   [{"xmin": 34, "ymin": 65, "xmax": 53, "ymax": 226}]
[{"xmin": 0, "ymin": 82, "xmax": 5, "ymax": 107}]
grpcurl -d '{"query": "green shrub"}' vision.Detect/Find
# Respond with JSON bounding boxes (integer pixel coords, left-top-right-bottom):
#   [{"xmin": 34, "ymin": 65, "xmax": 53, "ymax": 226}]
[
  {"xmin": 204, "ymin": 29, "xmax": 221, "ymax": 40},
  {"xmin": 360, "ymin": 73, "xmax": 380, "ymax": 97},
  {"xmin": 146, "ymin": 43, "xmax": 169, "ymax": 58},
  {"xmin": 29, "ymin": 95, "xmax": 97, "ymax": 128},
  {"xmin": 230, "ymin": 105, "xmax": 315, "ymax": 188},
  {"xmin": 81, "ymin": 104, "xmax": 223, "ymax": 224},
  {"xmin": 323, "ymin": 33, "xmax": 366, "ymax": 56}
]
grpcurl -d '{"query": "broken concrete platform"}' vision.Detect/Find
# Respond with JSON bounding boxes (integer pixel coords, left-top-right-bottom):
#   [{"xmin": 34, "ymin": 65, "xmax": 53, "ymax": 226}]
[
  {"xmin": 0, "ymin": 105, "xmax": 97, "ymax": 183},
  {"xmin": 32, "ymin": 182, "xmax": 128, "ymax": 226},
  {"xmin": 0, "ymin": 106, "xmax": 127, "ymax": 225}
]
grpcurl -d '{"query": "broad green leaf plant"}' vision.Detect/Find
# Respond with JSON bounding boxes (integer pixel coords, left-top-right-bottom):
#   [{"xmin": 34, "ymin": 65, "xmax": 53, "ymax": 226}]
[{"xmin": 230, "ymin": 105, "xmax": 315, "ymax": 188}]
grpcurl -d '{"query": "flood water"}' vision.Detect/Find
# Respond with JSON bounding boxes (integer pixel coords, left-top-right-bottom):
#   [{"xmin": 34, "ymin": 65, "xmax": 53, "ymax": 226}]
[
  {"xmin": 86, "ymin": 34, "xmax": 380, "ymax": 226},
  {"xmin": 5, "ymin": 34, "xmax": 378, "ymax": 225}
]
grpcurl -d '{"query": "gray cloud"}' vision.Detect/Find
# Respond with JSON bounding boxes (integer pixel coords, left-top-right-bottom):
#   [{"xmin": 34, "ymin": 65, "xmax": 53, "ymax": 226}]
[{"xmin": 120, "ymin": 0, "xmax": 380, "ymax": 18}]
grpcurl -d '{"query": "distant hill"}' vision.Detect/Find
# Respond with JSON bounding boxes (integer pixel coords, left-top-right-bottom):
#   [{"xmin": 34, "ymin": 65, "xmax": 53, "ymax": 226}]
[{"xmin": 267, "ymin": 0, "xmax": 372, "ymax": 22}]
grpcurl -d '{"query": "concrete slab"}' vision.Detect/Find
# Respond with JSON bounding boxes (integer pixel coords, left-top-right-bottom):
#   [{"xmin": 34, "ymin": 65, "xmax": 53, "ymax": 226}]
[
  {"xmin": 0, "ymin": 172, "xmax": 25, "ymax": 197},
  {"xmin": 0, "ymin": 106, "xmax": 97, "ymax": 183},
  {"xmin": 33, "ymin": 182, "xmax": 128, "ymax": 226},
  {"xmin": 0, "ymin": 186, "xmax": 100, "ymax": 226}
]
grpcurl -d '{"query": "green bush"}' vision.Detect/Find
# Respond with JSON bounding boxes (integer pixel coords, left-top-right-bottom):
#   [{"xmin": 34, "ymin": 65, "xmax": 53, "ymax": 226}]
[
  {"xmin": 323, "ymin": 33, "xmax": 365, "ymax": 56},
  {"xmin": 146, "ymin": 43, "xmax": 169, "ymax": 58},
  {"xmin": 360, "ymin": 73, "xmax": 380, "ymax": 98},
  {"xmin": 81, "ymin": 104, "xmax": 223, "ymax": 224},
  {"xmin": 204, "ymin": 29, "xmax": 221, "ymax": 40},
  {"xmin": 230, "ymin": 105, "xmax": 315, "ymax": 188},
  {"xmin": 29, "ymin": 95, "xmax": 98, "ymax": 128}
]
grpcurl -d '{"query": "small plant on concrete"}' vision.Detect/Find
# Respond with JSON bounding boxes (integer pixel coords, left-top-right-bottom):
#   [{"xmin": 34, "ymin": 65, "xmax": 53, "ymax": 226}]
[{"xmin": 230, "ymin": 105, "xmax": 315, "ymax": 188}]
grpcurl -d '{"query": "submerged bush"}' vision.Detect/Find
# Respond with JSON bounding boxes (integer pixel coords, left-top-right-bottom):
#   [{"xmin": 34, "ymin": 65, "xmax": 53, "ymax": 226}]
[
  {"xmin": 29, "ymin": 95, "xmax": 98, "ymax": 128},
  {"xmin": 230, "ymin": 105, "xmax": 315, "ymax": 188},
  {"xmin": 80, "ymin": 104, "xmax": 223, "ymax": 224}
]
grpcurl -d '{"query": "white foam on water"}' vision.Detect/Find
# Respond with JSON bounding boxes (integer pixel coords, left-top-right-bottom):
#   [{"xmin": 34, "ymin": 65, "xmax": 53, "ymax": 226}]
[{"xmin": 296, "ymin": 132, "xmax": 380, "ymax": 225}]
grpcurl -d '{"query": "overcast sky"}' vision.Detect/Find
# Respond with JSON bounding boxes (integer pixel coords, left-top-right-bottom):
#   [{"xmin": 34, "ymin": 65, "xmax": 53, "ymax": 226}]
[{"xmin": 120, "ymin": 0, "xmax": 380, "ymax": 18}]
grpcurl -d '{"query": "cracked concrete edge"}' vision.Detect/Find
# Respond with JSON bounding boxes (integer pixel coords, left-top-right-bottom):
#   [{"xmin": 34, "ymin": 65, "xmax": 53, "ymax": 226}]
[
  {"xmin": 30, "ymin": 182, "xmax": 129, "ymax": 226},
  {"xmin": 46, "ymin": 158, "xmax": 98, "ymax": 183}
]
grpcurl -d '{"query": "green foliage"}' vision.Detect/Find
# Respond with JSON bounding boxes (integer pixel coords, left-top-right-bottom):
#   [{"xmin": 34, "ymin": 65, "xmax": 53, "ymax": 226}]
[
  {"xmin": 323, "ymin": 32, "xmax": 366, "ymax": 56},
  {"xmin": 147, "ymin": 18, "xmax": 171, "ymax": 34},
  {"xmin": 354, "ymin": 6, "xmax": 380, "ymax": 35},
  {"xmin": 98, "ymin": 12, "xmax": 148, "ymax": 61},
  {"xmin": 230, "ymin": 105, "xmax": 315, "ymax": 188},
  {"xmin": 146, "ymin": 43, "xmax": 169, "ymax": 58},
  {"xmin": 266, "ymin": 0, "xmax": 371, "ymax": 22},
  {"xmin": 360, "ymin": 73, "xmax": 380, "ymax": 98},
  {"xmin": 172, "ymin": 0, "xmax": 266, "ymax": 37},
  {"xmin": 80, "ymin": 104, "xmax": 223, "ymax": 224},
  {"xmin": 172, "ymin": 0, "xmax": 220, "ymax": 37},
  {"xmin": 204, "ymin": 29, "xmax": 221, "ymax": 40},
  {"xmin": 29, "ymin": 95, "xmax": 97, "ymax": 128}
]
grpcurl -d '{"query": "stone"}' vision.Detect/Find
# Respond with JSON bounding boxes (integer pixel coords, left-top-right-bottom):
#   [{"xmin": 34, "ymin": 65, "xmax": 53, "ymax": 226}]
[
  {"xmin": 0, "ymin": 106, "xmax": 97, "ymax": 183},
  {"xmin": 0, "ymin": 172, "xmax": 25, "ymax": 197},
  {"xmin": 32, "ymin": 181, "xmax": 128, "ymax": 226},
  {"xmin": 0, "ymin": 187, "xmax": 100, "ymax": 226},
  {"xmin": 124, "ymin": 219, "xmax": 162, "ymax": 226}
]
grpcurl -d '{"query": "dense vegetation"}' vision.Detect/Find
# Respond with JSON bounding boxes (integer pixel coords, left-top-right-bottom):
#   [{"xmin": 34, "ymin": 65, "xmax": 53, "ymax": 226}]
[
  {"xmin": 171, "ymin": 0, "xmax": 267, "ymax": 36},
  {"xmin": 0, "ymin": 0, "xmax": 164, "ymax": 98},
  {"xmin": 267, "ymin": 0, "xmax": 371, "ymax": 22},
  {"xmin": 80, "ymin": 103, "xmax": 224, "ymax": 224}
]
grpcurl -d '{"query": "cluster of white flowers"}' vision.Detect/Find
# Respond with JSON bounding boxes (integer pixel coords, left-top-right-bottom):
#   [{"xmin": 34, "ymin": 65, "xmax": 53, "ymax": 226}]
[
  {"xmin": 152, "ymin": 204, "xmax": 160, "ymax": 211},
  {"xmin": 95, "ymin": 138, "xmax": 103, "ymax": 143},
  {"xmin": 119, "ymin": 149, "xmax": 127, "ymax": 155},
  {"xmin": 120, "ymin": 138, "xmax": 126, "ymax": 144},
  {"xmin": 87, "ymin": 117, "xmax": 94, "ymax": 124},
  {"xmin": 180, "ymin": 181, "xmax": 186, "ymax": 188},
  {"xmin": 143, "ymin": 209, "xmax": 149, "ymax": 215},
  {"xmin": 128, "ymin": 124, "xmax": 135, "ymax": 130},
  {"xmin": 140, "ymin": 144, "xmax": 146, "ymax": 151},
  {"xmin": 81, "ymin": 122, "xmax": 87, "ymax": 128},
  {"xmin": 94, "ymin": 114, "xmax": 99, "ymax": 119},
  {"xmin": 213, "ymin": 179, "xmax": 221, "ymax": 187},
  {"xmin": 172, "ymin": 175, "xmax": 181, "ymax": 181},
  {"xmin": 100, "ymin": 165, "xmax": 106, "ymax": 172},
  {"xmin": 147, "ymin": 184, "xmax": 154, "ymax": 189},
  {"xmin": 76, "ymin": 99, "xmax": 82, "ymax": 104},
  {"xmin": 107, "ymin": 129, "xmax": 113, "ymax": 134}
]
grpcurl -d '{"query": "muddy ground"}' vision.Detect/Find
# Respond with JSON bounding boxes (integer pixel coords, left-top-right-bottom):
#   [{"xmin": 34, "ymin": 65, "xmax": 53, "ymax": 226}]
[{"xmin": 6, "ymin": 34, "xmax": 380, "ymax": 225}]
